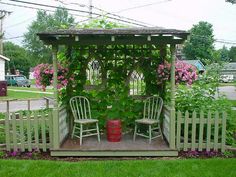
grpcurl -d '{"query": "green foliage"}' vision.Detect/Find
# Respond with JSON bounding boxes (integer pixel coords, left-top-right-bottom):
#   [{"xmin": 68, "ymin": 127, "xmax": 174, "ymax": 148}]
[
  {"xmin": 23, "ymin": 8, "xmax": 75, "ymax": 66},
  {"xmin": 3, "ymin": 41, "xmax": 31, "ymax": 76},
  {"xmin": 214, "ymin": 46, "xmax": 230, "ymax": 62},
  {"xmin": 174, "ymin": 63, "xmax": 236, "ymax": 145},
  {"xmin": 56, "ymin": 18, "xmax": 164, "ymax": 131},
  {"xmin": 183, "ymin": 21, "xmax": 215, "ymax": 64},
  {"xmin": 229, "ymin": 46, "xmax": 236, "ymax": 62}
]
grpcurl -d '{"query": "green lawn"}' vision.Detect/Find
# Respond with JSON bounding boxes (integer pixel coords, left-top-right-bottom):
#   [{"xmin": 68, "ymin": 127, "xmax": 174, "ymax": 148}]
[
  {"xmin": 0, "ymin": 86, "xmax": 53, "ymax": 100},
  {"xmin": 8, "ymin": 86, "xmax": 53, "ymax": 92},
  {"xmin": 0, "ymin": 159, "xmax": 235, "ymax": 177},
  {"xmin": 0, "ymin": 90, "xmax": 52, "ymax": 100}
]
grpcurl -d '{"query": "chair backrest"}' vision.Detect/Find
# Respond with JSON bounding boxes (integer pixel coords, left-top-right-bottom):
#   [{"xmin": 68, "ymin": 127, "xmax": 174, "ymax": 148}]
[
  {"xmin": 143, "ymin": 96, "xmax": 163, "ymax": 120},
  {"xmin": 70, "ymin": 96, "xmax": 92, "ymax": 120}
]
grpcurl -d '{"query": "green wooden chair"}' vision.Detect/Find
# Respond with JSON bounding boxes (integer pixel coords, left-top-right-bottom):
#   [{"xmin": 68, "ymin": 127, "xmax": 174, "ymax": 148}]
[
  {"xmin": 133, "ymin": 96, "xmax": 163, "ymax": 143},
  {"xmin": 70, "ymin": 96, "xmax": 100, "ymax": 145}
]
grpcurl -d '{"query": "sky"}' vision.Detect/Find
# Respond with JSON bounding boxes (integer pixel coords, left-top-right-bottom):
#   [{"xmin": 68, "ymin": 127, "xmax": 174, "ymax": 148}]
[{"xmin": 1, "ymin": 0, "xmax": 236, "ymax": 49}]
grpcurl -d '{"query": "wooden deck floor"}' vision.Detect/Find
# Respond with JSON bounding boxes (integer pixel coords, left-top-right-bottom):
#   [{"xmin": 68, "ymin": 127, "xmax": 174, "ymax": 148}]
[
  {"xmin": 60, "ymin": 133, "xmax": 169, "ymax": 151},
  {"xmin": 51, "ymin": 133, "xmax": 178, "ymax": 156}
]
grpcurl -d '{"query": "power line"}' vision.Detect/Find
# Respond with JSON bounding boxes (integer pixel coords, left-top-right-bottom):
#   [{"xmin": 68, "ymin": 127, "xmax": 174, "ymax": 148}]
[
  {"xmin": 0, "ymin": 1, "xmax": 88, "ymax": 18},
  {"xmin": 55, "ymin": 0, "xmax": 155, "ymax": 27},
  {"xmin": 4, "ymin": 0, "xmax": 149, "ymax": 27},
  {"xmin": 5, "ymin": 16, "xmax": 35, "ymax": 29},
  {"xmin": 115, "ymin": 0, "xmax": 172, "ymax": 13},
  {"xmin": 3, "ymin": 35, "xmax": 24, "ymax": 40}
]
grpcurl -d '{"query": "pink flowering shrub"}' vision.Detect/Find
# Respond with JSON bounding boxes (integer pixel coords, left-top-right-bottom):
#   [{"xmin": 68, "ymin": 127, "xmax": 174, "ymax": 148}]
[
  {"xmin": 157, "ymin": 60, "xmax": 198, "ymax": 85},
  {"xmin": 33, "ymin": 63, "xmax": 74, "ymax": 90}
]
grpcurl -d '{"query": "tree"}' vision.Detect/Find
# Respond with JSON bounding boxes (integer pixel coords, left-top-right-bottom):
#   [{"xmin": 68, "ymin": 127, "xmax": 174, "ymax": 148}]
[
  {"xmin": 217, "ymin": 45, "xmax": 230, "ymax": 62},
  {"xmin": 226, "ymin": 0, "xmax": 236, "ymax": 4},
  {"xmin": 23, "ymin": 8, "xmax": 74, "ymax": 66},
  {"xmin": 3, "ymin": 41, "xmax": 31, "ymax": 76},
  {"xmin": 229, "ymin": 46, "xmax": 236, "ymax": 61},
  {"xmin": 183, "ymin": 21, "xmax": 215, "ymax": 64}
]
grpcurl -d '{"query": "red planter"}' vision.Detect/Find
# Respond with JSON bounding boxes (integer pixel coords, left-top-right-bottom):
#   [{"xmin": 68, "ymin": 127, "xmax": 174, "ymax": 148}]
[{"xmin": 106, "ymin": 119, "xmax": 122, "ymax": 142}]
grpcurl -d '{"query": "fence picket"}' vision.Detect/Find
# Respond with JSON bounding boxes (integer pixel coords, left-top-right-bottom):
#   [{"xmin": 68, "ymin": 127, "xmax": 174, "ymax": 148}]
[
  {"xmin": 198, "ymin": 111, "xmax": 204, "ymax": 151},
  {"xmin": 34, "ymin": 111, "xmax": 39, "ymax": 150},
  {"xmin": 19, "ymin": 112, "xmax": 25, "ymax": 152},
  {"xmin": 183, "ymin": 111, "xmax": 189, "ymax": 151},
  {"xmin": 221, "ymin": 112, "xmax": 226, "ymax": 152},
  {"xmin": 214, "ymin": 111, "xmax": 219, "ymax": 151},
  {"xmin": 48, "ymin": 111, "xmax": 53, "ymax": 148},
  {"xmin": 26, "ymin": 111, "xmax": 32, "ymax": 151},
  {"xmin": 206, "ymin": 111, "xmax": 212, "ymax": 151},
  {"xmin": 191, "ymin": 111, "xmax": 197, "ymax": 151},
  {"xmin": 176, "ymin": 111, "xmax": 181, "ymax": 150},
  {"xmin": 5, "ymin": 112, "xmax": 10, "ymax": 151},
  {"xmin": 41, "ymin": 111, "xmax": 46, "ymax": 152},
  {"xmin": 12, "ymin": 113, "xmax": 17, "ymax": 151}
]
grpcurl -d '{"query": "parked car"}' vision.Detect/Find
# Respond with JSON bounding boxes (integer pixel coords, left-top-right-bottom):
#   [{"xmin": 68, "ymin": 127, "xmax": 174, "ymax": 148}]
[
  {"xmin": 220, "ymin": 74, "xmax": 234, "ymax": 83},
  {"xmin": 5, "ymin": 75, "xmax": 31, "ymax": 87}
]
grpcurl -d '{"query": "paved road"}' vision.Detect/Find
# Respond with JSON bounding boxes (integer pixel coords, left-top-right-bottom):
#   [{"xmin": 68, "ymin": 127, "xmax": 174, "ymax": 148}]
[
  {"xmin": 0, "ymin": 98, "xmax": 54, "ymax": 113},
  {"xmin": 218, "ymin": 86, "xmax": 236, "ymax": 100}
]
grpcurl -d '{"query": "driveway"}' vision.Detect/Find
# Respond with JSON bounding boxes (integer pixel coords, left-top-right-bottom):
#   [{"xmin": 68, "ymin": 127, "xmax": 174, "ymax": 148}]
[
  {"xmin": 0, "ymin": 98, "xmax": 54, "ymax": 113},
  {"xmin": 218, "ymin": 86, "xmax": 236, "ymax": 100}
]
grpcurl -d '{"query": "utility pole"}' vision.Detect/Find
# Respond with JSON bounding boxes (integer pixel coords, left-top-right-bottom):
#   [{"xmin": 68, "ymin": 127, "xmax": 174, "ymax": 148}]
[
  {"xmin": 0, "ymin": 10, "xmax": 11, "ymax": 55},
  {"xmin": 89, "ymin": 0, "xmax": 92, "ymax": 19}
]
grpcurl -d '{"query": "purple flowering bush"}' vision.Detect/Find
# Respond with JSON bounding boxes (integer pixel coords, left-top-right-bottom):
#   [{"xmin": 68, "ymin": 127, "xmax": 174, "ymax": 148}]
[{"xmin": 157, "ymin": 60, "xmax": 198, "ymax": 85}]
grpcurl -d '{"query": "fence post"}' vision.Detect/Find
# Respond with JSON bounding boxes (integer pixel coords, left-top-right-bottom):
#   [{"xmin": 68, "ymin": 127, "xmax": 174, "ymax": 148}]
[
  {"xmin": 221, "ymin": 112, "xmax": 227, "ymax": 152},
  {"xmin": 27, "ymin": 100, "xmax": 30, "ymax": 111},
  {"xmin": 5, "ymin": 112, "xmax": 10, "ymax": 151}
]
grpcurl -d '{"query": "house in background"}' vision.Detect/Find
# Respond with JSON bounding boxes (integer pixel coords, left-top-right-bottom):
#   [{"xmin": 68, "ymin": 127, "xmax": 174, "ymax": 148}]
[
  {"xmin": 0, "ymin": 54, "xmax": 10, "ymax": 81},
  {"xmin": 183, "ymin": 60, "xmax": 205, "ymax": 73},
  {"xmin": 220, "ymin": 62, "xmax": 236, "ymax": 81}
]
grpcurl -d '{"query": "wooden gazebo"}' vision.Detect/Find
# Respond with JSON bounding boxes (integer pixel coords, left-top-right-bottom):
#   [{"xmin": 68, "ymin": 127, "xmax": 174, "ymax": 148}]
[{"xmin": 37, "ymin": 27, "xmax": 189, "ymax": 156}]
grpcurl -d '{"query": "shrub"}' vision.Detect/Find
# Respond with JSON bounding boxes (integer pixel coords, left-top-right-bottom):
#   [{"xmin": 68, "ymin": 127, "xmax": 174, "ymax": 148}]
[{"xmin": 157, "ymin": 60, "xmax": 198, "ymax": 85}]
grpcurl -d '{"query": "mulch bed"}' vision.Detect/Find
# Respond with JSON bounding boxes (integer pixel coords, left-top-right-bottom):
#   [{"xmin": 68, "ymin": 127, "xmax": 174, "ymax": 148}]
[{"xmin": 0, "ymin": 150, "xmax": 235, "ymax": 162}]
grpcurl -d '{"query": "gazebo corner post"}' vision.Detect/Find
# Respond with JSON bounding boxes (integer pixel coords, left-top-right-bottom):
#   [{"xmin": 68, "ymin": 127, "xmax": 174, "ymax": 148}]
[
  {"xmin": 52, "ymin": 44, "xmax": 60, "ymax": 149},
  {"xmin": 169, "ymin": 44, "xmax": 176, "ymax": 150}
]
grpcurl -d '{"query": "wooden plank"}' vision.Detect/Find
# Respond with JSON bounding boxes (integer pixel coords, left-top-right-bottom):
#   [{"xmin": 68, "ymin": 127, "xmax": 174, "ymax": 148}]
[
  {"xmin": 221, "ymin": 112, "xmax": 227, "ymax": 152},
  {"xmin": 191, "ymin": 111, "xmax": 197, "ymax": 151},
  {"xmin": 34, "ymin": 111, "xmax": 39, "ymax": 150},
  {"xmin": 198, "ymin": 110, "xmax": 204, "ymax": 151},
  {"xmin": 206, "ymin": 111, "xmax": 212, "ymax": 151},
  {"xmin": 48, "ymin": 110, "xmax": 53, "ymax": 149},
  {"xmin": 51, "ymin": 150, "xmax": 178, "ymax": 157},
  {"xmin": 41, "ymin": 111, "xmax": 47, "ymax": 152},
  {"xmin": 19, "ymin": 111, "xmax": 25, "ymax": 152},
  {"xmin": 26, "ymin": 111, "xmax": 32, "ymax": 151},
  {"xmin": 5, "ymin": 112, "xmax": 10, "ymax": 151},
  {"xmin": 12, "ymin": 112, "xmax": 17, "ymax": 151},
  {"xmin": 176, "ymin": 111, "xmax": 181, "ymax": 150},
  {"xmin": 183, "ymin": 111, "xmax": 189, "ymax": 151},
  {"xmin": 214, "ymin": 111, "xmax": 219, "ymax": 151}
]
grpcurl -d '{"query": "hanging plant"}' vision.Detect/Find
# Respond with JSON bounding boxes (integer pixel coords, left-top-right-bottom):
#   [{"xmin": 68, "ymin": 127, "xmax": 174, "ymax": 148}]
[
  {"xmin": 157, "ymin": 60, "xmax": 198, "ymax": 85},
  {"xmin": 33, "ymin": 63, "xmax": 74, "ymax": 90}
]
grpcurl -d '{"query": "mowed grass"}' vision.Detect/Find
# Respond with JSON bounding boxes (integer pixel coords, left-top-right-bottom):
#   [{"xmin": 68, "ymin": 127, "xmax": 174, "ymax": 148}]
[
  {"xmin": 0, "ymin": 86, "xmax": 53, "ymax": 100},
  {"xmin": 0, "ymin": 90, "xmax": 52, "ymax": 100},
  {"xmin": 0, "ymin": 159, "xmax": 235, "ymax": 177}
]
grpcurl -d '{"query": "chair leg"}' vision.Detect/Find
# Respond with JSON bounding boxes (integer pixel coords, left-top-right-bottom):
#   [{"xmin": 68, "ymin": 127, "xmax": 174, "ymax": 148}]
[
  {"xmin": 133, "ymin": 123, "xmax": 137, "ymax": 141},
  {"xmin": 149, "ymin": 125, "xmax": 152, "ymax": 144},
  {"xmin": 80, "ymin": 124, "xmax": 83, "ymax": 145},
  {"xmin": 71, "ymin": 124, "xmax": 76, "ymax": 139},
  {"xmin": 96, "ymin": 122, "xmax": 100, "ymax": 142}
]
